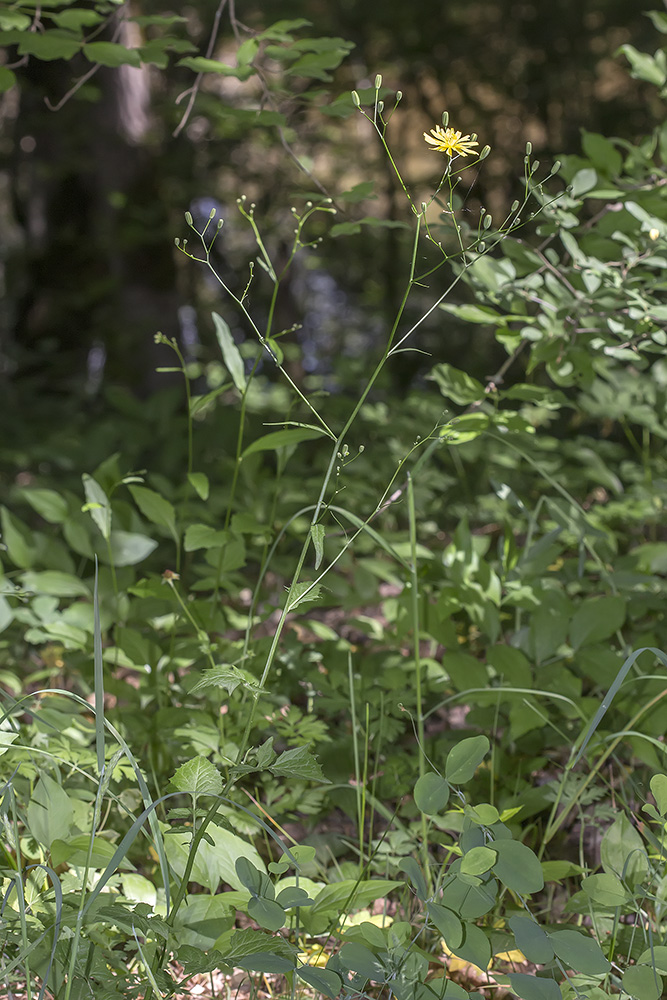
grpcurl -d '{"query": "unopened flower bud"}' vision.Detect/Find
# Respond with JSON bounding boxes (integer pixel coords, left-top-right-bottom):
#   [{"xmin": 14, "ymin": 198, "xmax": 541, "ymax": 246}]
[
  {"xmin": 442, "ymin": 111, "xmax": 449, "ymax": 127},
  {"xmin": 378, "ymin": 100, "xmax": 384, "ymax": 113},
  {"xmin": 174, "ymin": 237, "xmax": 180, "ymax": 246},
  {"xmin": 185, "ymin": 211, "xmax": 193, "ymax": 226},
  {"xmin": 483, "ymin": 214, "xmax": 492, "ymax": 229},
  {"xmin": 525, "ymin": 141, "xmax": 533, "ymax": 155},
  {"xmin": 480, "ymin": 145, "xmax": 491, "ymax": 159},
  {"xmin": 650, "ymin": 228, "xmax": 660, "ymax": 241},
  {"xmin": 209, "ymin": 207, "xmax": 216, "ymax": 219},
  {"xmin": 511, "ymin": 200, "xmax": 520, "ymax": 212},
  {"xmin": 478, "ymin": 241, "xmax": 486, "ymax": 252},
  {"xmin": 375, "ymin": 74, "xmax": 382, "ymax": 89},
  {"xmin": 396, "ymin": 91, "xmax": 403, "ymax": 102},
  {"xmin": 352, "ymin": 90, "xmax": 361, "ymax": 107}
]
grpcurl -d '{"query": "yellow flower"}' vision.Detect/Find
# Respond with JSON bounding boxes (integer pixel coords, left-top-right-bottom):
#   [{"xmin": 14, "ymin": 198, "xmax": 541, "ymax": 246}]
[
  {"xmin": 424, "ymin": 124, "xmax": 479, "ymax": 157},
  {"xmin": 649, "ymin": 228, "xmax": 660, "ymax": 241}
]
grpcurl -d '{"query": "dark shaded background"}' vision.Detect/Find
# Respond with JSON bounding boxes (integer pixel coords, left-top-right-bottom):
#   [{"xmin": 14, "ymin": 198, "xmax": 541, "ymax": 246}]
[{"xmin": 0, "ymin": 0, "xmax": 659, "ymax": 399}]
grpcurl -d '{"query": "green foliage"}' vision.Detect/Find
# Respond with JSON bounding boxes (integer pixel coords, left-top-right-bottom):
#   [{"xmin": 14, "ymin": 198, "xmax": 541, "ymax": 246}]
[{"xmin": 2, "ymin": 18, "xmax": 667, "ymax": 1000}]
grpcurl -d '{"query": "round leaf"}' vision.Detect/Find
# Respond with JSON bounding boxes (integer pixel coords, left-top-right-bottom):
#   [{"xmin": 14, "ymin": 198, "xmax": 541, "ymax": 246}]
[
  {"xmin": 509, "ymin": 915, "xmax": 554, "ymax": 964},
  {"xmin": 445, "ymin": 736, "xmax": 490, "ymax": 784},
  {"xmin": 623, "ymin": 964, "xmax": 663, "ymax": 1000},
  {"xmin": 414, "ymin": 772, "xmax": 450, "ymax": 814},
  {"xmin": 492, "ymin": 839, "xmax": 544, "ymax": 894},
  {"xmin": 247, "ymin": 896, "xmax": 286, "ymax": 932},
  {"xmin": 549, "ymin": 929, "xmax": 611, "ymax": 975},
  {"xmin": 461, "ymin": 846, "xmax": 497, "ymax": 877}
]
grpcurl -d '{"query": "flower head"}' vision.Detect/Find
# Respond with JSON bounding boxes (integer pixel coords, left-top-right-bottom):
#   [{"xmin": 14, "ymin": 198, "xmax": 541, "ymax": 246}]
[{"xmin": 424, "ymin": 124, "xmax": 479, "ymax": 158}]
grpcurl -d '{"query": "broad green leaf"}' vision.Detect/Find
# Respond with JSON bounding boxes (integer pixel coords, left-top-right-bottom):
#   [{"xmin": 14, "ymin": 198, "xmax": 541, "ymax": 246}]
[
  {"xmin": 581, "ymin": 872, "xmax": 628, "ymax": 906},
  {"xmin": 600, "ymin": 813, "xmax": 648, "ymax": 885},
  {"xmin": 414, "ymin": 771, "xmax": 450, "ymax": 815},
  {"xmin": 51, "ymin": 835, "xmax": 119, "ymax": 869},
  {"xmin": 440, "ymin": 872, "xmax": 497, "ymax": 919},
  {"xmin": 129, "ymin": 485, "xmax": 178, "ymax": 542},
  {"xmin": 26, "ymin": 774, "xmax": 74, "ymax": 848},
  {"xmin": 569, "ymin": 167, "xmax": 598, "ymax": 198},
  {"xmin": 18, "ymin": 30, "xmax": 81, "ymax": 60},
  {"xmin": 570, "ymin": 596, "xmax": 626, "ymax": 650},
  {"xmin": 507, "ymin": 973, "xmax": 561, "ymax": 1000},
  {"xmin": 637, "ymin": 946, "xmax": 667, "ymax": 975},
  {"xmin": 243, "ymin": 427, "xmax": 325, "ymax": 458},
  {"xmin": 444, "ymin": 412, "xmax": 490, "ymax": 445},
  {"xmin": 509, "ymin": 915, "xmax": 554, "ymax": 964},
  {"xmin": 184, "ymin": 524, "xmax": 227, "ymax": 551},
  {"xmin": 339, "ymin": 941, "xmax": 385, "ymax": 980},
  {"xmin": 287, "ymin": 581, "xmax": 321, "ymax": 611},
  {"xmin": 106, "ymin": 531, "xmax": 158, "ymax": 567},
  {"xmin": 491, "ymin": 839, "xmax": 544, "ymax": 894},
  {"xmin": 311, "ymin": 879, "xmax": 403, "ymax": 915},
  {"xmin": 0, "ymin": 66, "xmax": 16, "ymax": 92},
  {"xmin": 82, "ymin": 474, "xmax": 111, "ymax": 540},
  {"xmin": 189, "ymin": 664, "xmax": 257, "ymax": 696},
  {"xmin": 623, "ymin": 965, "xmax": 663, "ymax": 1000},
  {"xmin": 441, "ymin": 652, "xmax": 489, "ymax": 692},
  {"xmin": 427, "ymin": 902, "xmax": 463, "ymax": 949},
  {"xmin": 247, "ymin": 896, "xmax": 286, "ymax": 931},
  {"xmin": 212, "ymin": 312, "xmax": 247, "ymax": 392},
  {"xmin": 1, "ymin": 507, "xmax": 36, "ymax": 568},
  {"xmin": 236, "ymin": 953, "xmax": 295, "ymax": 974},
  {"xmin": 486, "ymin": 646, "xmax": 532, "ymax": 687},
  {"xmin": 166, "ymin": 827, "xmax": 265, "ymax": 893},
  {"xmin": 650, "ymin": 774, "xmax": 667, "ymax": 816},
  {"xmin": 21, "ymin": 488, "xmax": 69, "ymax": 523},
  {"xmin": 297, "ymin": 966, "xmax": 342, "ymax": 1000},
  {"xmin": 0, "ymin": 11, "xmax": 31, "ymax": 29},
  {"xmin": 311, "ymin": 523, "xmax": 325, "ymax": 570},
  {"xmin": 549, "ymin": 929, "xmax": 611, "ymax": 975},
  {"xmin": 178, "ymin": 56, "xmax": 254, "ymax": 79},
  {"xmin": 83, "ymin": 42, "xmax": 141, "ymax": 67},
  {"xmin": 271, "ymin": 745, "xmax": 325, "ymax": 781},
  {"xmin": 455, "ymin": 922, "xmax": 491, "ymax": 971},
  {"xmin": 21, "ymin": 571, "xmax": 90, "ymax": 598},
  {"xmin": 169, "ymin": 756, "xmax": 222, "ymax": 799},
  {"xmin": 445, "ymin": 736, "xmax": 490, "ymax": 784},
  {"xmin": 461, "ymin": 846, "xmax": 497, "ymax": 877},
  {"xmin": 0, "ymin": 731, "xmax": 19, "ymax": 756},
  {"xmin": 52, "ymin": 10, "xmax": 103, "ymax": 29},
  {"xmin": 176, "ymin": 894, "xmax": 234, "ymax": 950},
  {"xmin": 188, "ymin": 472, "xmax": 210, "ymax": 500},
  {"xmin": 275, "ymin": 886, "xmax": 313, "ymax": 908},
  {"xmin": 430, "ymin": 363, "xmax": 484, "ymax": 405},
  {"xmin": 235, "ymin": 857, "xmax": 273, "ymax": 898}
]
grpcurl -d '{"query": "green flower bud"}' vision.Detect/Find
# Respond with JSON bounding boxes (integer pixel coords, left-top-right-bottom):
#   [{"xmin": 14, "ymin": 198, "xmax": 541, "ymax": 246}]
[
  {"xmin": 375, "ymin": 74, "xmax": 382, "ymax": 89},
  {"xmin": 396, "ymin": 91, "xmax": 403, "ymax": 102},
  {"xmin": 351, "ymin": 90, "xmax": 361, "ymax": 107},
  {"xmin": 185, "ymin": 211, "xmax": 193, "ymax": 226},
  {"xmin": 442, "ymin": 111, "xmax": 450, "ymax": 127},
  {"xmin": 480, "ymin": 145, "xmax": 491, "ymax": 159},
  {"xmin": 525, "ymin": 140, "xmax": 532, "ymax": 155}
]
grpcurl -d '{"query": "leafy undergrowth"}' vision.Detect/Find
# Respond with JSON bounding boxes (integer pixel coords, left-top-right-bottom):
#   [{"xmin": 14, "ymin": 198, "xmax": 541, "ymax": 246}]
[{"xmin": 3, "ymin": 43, "xmax": 667, "ymax": 1000}]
